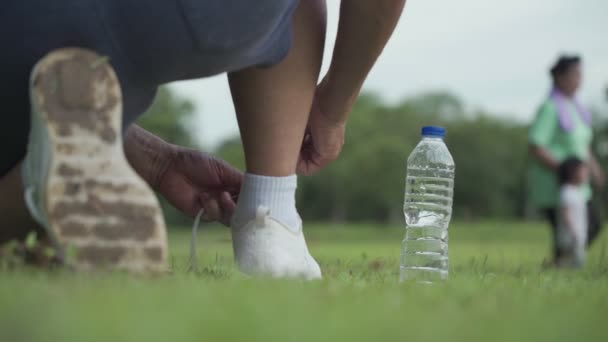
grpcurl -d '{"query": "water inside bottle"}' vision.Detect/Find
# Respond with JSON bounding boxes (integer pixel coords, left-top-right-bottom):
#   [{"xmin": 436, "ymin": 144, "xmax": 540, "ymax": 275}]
[{"xmin": 401, "ymin": 166, "xmax": 454, "ymax": 283}]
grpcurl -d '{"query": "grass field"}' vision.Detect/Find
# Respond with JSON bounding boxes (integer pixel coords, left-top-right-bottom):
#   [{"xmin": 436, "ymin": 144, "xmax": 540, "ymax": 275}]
[{"xmin": 1, "ymin": 221, "xmax": 607, "ymax": 342}]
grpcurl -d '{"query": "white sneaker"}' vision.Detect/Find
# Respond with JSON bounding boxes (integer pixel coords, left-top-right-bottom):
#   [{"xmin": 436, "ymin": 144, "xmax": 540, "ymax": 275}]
[
  {"xmin": 231, "ymin": 207, "xmax": 322, "ymax": 279},
  {"xmin": 22, "ymin": 48, "xmax": 168, "ymax": 273}
]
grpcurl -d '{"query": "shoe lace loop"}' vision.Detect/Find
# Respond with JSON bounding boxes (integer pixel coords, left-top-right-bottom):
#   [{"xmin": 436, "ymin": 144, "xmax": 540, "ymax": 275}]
[{"xmin": 188, "ymin": 208, "xmax": 205, "ymax": 273}]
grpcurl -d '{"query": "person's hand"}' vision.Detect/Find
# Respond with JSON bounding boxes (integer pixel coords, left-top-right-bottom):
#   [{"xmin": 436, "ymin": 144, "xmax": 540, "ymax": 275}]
[
  {"xmin": 297, "ymin": 81, "xmax": 349, "ymax": 175},
  {"xmin": 155, "ymin": 146, "xmax": 242, "ymax": 226}
]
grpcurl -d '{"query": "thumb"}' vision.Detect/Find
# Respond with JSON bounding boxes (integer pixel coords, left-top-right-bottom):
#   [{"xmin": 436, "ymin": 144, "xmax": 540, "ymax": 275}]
[{"xmin": 214, "ymin": 158, "xmax": 244, "ymax": 191}]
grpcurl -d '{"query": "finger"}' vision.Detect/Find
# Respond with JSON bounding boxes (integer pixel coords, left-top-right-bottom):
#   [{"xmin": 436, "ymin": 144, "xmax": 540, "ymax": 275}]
[
  {"xmin": 200, "ymin": 193, "xmax": 222, "ymax": 222},
  {"xmin": 296, "ymin": 141, "xmax": 317, "ymax": 175},
  {"xmin": 220, "ymin": 191, "xmax": 237, "ymax": 211},
  {"xmin": 214, "ymin": 158, "xmax": 244, "ymax": 191},
  {"xmin": 300, "ymin": 161, "xmax": 326, "ymax": 176},
  {"xmin": 296, "ymin": 157, "xmax": 315, "ymax": 175},
  {"xmin": 297, "ymin": 148, "xmax": 326, "ymax": 175},
  {"xmin": 296, "ymin": 149, "xmax": 309, "ymax": 174},
  {"xmin": 297, "ymin": 159, "xmax": 315, "ymax": 175},
  {"xmin": 219, "ymin": 192, "xmax": 237, "ymax": 227},
  {"xmin": 164, "ymin": 177, "xmax": 202, "ymax": 217},
  {"xmin": 296, "ymin": 160, "xmax": 307, "ymax": 175},
  {"xmin": 181, "ymin": 151, "xmax": 244, "ymax": 192},
  {"xmin": 303, "ymin": 130, "xmax": 312, "ymax": 144}
]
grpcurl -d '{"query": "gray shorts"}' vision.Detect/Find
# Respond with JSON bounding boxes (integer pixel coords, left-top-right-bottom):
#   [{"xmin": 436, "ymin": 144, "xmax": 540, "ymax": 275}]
[{"xmin": 0, "ymin": 0, "xmax": 299, "ymax": 176}]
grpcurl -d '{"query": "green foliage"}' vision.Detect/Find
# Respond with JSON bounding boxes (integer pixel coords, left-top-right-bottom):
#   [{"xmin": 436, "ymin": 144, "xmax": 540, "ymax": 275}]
[
  {"xmin": 448, "ymin": 116, "xmax": 529, "ymax": 218},
  {"xmin": 591, "ymin": 103, "xmax": 608, "ymax": 203},
  {"xmin": 217, "ymin": 91, "xmax": 530, "ymax": 222},
  {"xmin": 138, "ymin": 88, "xmax": 608, "ymax": 223},
  {"xmin": 137, "ymin": 87, "xmax": 198, "ymax": 148},
  {"xmin": 24, "ymin": 231, "xmax": 37, "ymax": 250},
  {"xmin": 215, "ymin": 136, "xmax": 246, "ymax": 171}
]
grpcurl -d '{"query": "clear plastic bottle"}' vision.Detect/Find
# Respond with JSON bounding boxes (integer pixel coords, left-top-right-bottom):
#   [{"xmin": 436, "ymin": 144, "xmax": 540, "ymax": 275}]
[{"xmin": 400, "ymin": 126, "xmax": 455, "ymax": 283}]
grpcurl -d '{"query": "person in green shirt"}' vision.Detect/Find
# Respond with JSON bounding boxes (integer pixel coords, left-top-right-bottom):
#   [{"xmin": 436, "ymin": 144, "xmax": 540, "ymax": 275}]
[{"xmin": 529, "ymin": 55, "xmax": 605, "ymax": 263}]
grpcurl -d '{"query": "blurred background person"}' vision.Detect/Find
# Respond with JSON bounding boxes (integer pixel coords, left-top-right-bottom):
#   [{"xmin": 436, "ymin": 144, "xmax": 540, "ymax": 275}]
[
  {"xmin": 555, "ymin": 158, "xmax": 589, "ymax": 268},
  {"xmin": 528, "ymin": 55, "xmax": 605, "ymax": 264}
]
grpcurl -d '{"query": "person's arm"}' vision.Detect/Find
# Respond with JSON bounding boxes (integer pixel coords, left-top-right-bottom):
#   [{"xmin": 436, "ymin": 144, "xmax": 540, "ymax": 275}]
[
  {"xmin": 124, "ymin": 124, "xmax": 174, "ymax": 191},
  {"xmin": 297, "ymin": 0, "xmax": 406, "ymax": 174},
  {"xmin": 320, "ymin": 0, "xmax": 406, "ymax": 121},
  {"xmin": 529, "ymin": 144, "xmax": 559, "ymax": 171},
  {"xmin": 588, "ymin": 148, "xmax": 605, "ymax": 188},
  {"xmin": 123, "ymin": 125, "xmax": 242, "ymax": 224},
  {"xmin": 528, "ymin": 103, "xmax": 559, "ymax": 171}
]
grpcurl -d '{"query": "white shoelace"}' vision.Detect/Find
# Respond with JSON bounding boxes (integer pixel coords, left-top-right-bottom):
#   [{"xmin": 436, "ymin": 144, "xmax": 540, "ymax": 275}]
[
  {"xmin": 24, "ymin": 187, "xmax": 43, "ymax": 224},
  {"xmin": 188, "ymin": 208, "xmax": 205, "ymax": 273}
]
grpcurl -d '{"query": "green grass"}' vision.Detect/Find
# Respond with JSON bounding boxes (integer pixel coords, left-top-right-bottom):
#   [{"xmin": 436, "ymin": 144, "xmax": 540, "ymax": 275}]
[{"xmin": 1, "ymin": 221, "xmax": 607, "ymax": 342}]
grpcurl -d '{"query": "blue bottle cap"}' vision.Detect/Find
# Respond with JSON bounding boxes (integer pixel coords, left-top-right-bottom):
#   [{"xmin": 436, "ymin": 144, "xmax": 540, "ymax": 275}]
[{"xmin": 421, "ymin": 126, "xmax": 446, "ymax": 137}]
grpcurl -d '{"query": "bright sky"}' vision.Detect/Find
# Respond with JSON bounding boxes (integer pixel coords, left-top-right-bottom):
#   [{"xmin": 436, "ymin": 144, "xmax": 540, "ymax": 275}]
[{"xmin": 169, "ymin": 0, "xmax": 608, "ymax": 150}]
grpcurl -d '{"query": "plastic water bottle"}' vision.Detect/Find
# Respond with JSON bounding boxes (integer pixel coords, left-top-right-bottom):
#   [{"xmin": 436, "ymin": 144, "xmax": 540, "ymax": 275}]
[{"xmin": 400, "ymin": 126, "xmax": 455, "ymax": 283}]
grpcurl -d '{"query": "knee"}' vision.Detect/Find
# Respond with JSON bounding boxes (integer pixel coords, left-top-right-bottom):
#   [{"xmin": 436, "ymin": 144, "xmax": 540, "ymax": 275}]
[
  {"xmin": 294, "ymin": 0, "xmax": 327, "ymax": 37},
  {"xmin": 220, "ymin": 0, "xmax": 303, "ymax": 67},
  {"xmin": 238, "ymin": 0, "xmax": 302, "ymax": 50},
  {"xmin": 182, "ymin": 0, "xmax": 299, "ymax": 52}
]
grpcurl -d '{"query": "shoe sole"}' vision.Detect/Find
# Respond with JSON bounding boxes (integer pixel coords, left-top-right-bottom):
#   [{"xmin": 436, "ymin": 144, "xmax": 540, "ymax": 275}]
[{"xmin": 29, "ymin": 48, "xmax": 168, "ymax": 273}]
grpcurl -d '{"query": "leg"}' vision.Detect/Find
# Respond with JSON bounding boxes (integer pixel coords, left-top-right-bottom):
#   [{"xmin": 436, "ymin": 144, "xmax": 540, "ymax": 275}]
[
  {"xmin": 586, "ymin": 201, "xmax": 602, "ymax": 246},
  {"xmin": 20, "ymin": 48, "xmax": 168, "ymax": 272},
  {"xmin": 229, "ymin": 0, "xmax": 326, "ymax": 177},
  {"xmin": 0, "ymin": 163, "xmax": 44, "ymax": 244},
  {"xmin": 543, "ymin": 208, "xmax": 561, "ymax": 260},
  {"xmin": 228, "ymin": 0, "xmax": 326, "ymax": 279}
]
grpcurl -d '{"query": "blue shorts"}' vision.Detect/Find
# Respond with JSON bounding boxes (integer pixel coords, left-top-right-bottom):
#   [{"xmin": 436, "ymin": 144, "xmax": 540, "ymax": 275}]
[{"xmin": 0, "ymin": 0, "xmax": 298, "ymax": 176}]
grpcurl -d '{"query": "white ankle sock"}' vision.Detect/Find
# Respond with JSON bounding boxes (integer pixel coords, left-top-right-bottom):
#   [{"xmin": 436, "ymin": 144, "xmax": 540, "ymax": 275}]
[{"xmin": 231, "ymin": 173, "xmax": 301, "ymax": 232}]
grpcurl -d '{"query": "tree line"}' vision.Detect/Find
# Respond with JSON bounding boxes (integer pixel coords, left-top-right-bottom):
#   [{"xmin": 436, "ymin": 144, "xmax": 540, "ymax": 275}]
[{"xmin": 139, "ymin": 87, "xmax": 608, "ymax": 225}]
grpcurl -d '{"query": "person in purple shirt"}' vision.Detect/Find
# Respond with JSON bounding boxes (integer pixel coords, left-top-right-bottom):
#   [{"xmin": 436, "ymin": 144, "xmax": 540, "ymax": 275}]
[{"xmin": 528, "ymin": 55, "xmax": 605, "ymax": 264}]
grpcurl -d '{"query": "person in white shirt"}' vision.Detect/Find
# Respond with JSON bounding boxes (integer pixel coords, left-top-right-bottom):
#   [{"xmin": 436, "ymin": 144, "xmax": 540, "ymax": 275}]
[{"xmin": 556, "ymin": 157, "xmax": 589, "ymax": 268}]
